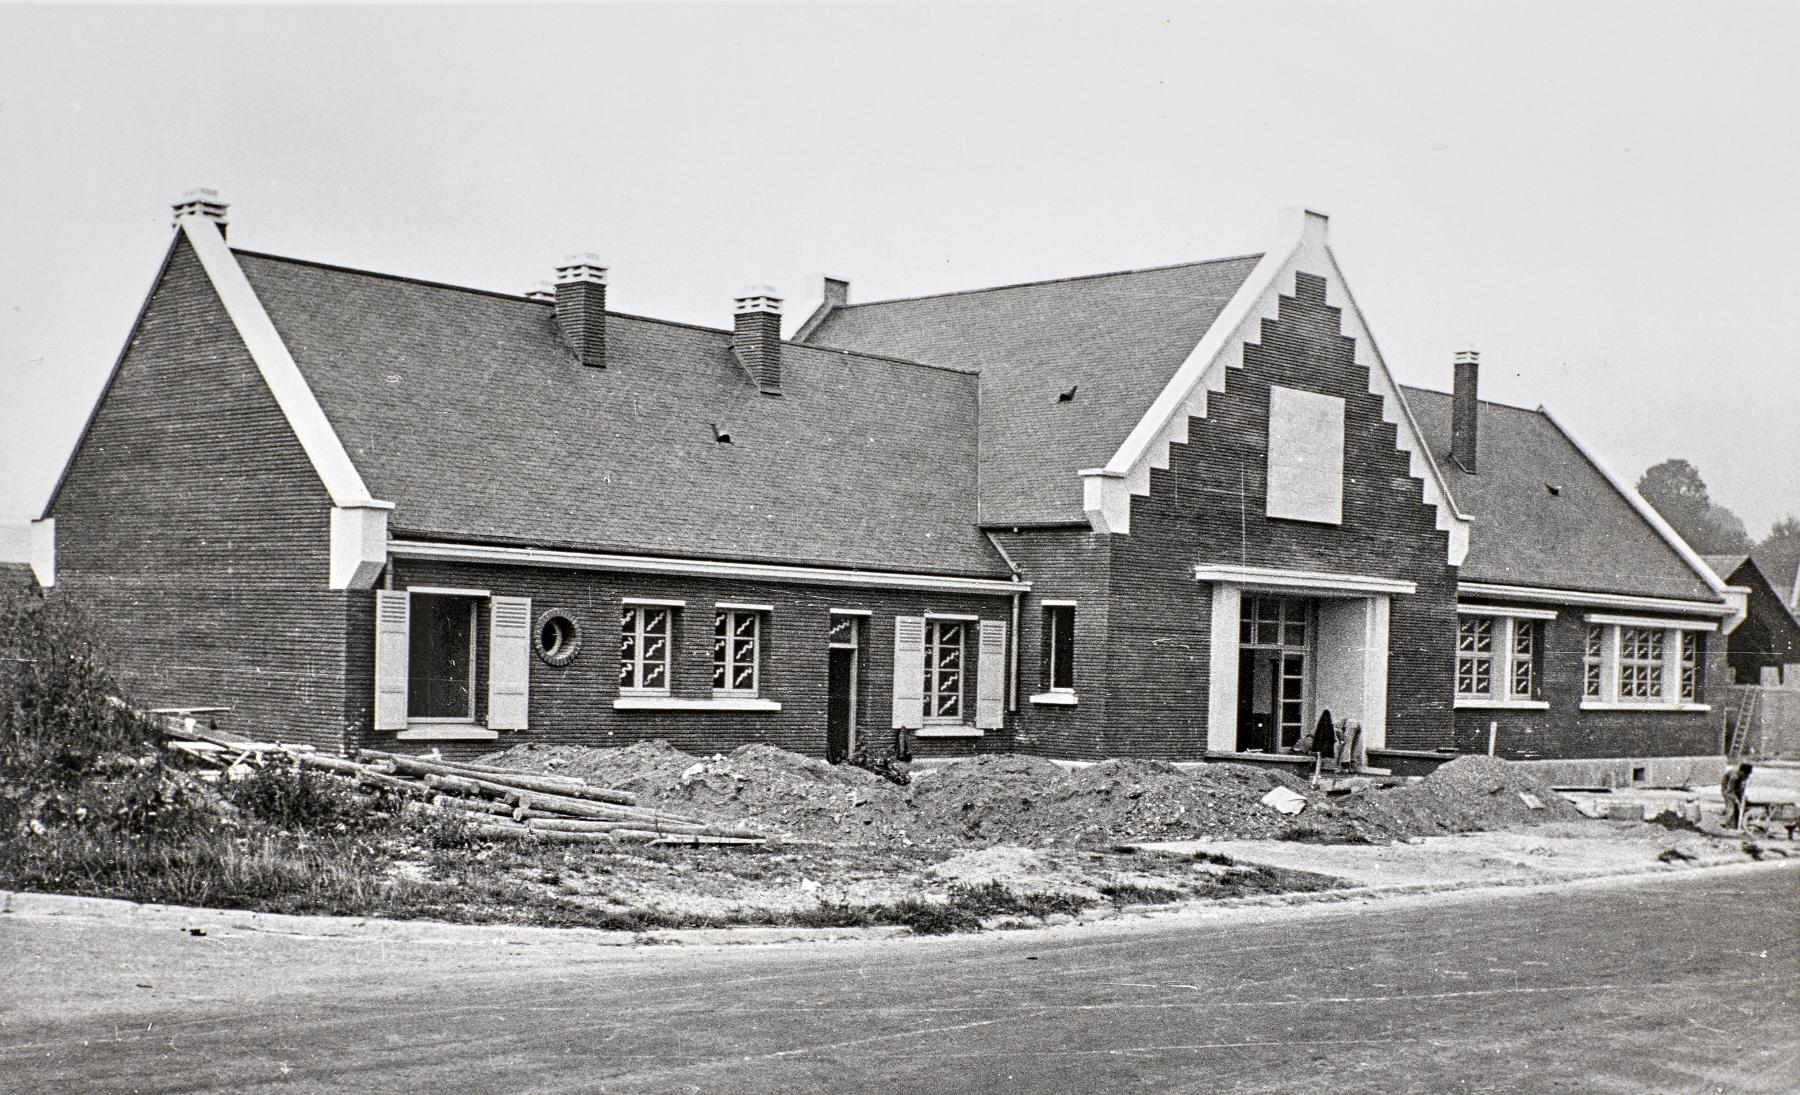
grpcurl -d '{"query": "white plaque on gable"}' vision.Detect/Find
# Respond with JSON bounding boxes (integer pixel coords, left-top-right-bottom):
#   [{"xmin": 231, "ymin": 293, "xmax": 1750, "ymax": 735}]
[{"xmin": 1266, "ymin": 385, "xmax": 1345, "ymax": 525}]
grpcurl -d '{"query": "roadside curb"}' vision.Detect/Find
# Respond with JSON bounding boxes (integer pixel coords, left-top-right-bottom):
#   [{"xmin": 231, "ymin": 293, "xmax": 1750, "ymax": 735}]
[
  {"xmin": 3, "ymin": 851, "xmax": 1793, "ymax": 947},
  {"xmin": 0, "ymin": 890, "xmax": 910, "ymax": 948}
]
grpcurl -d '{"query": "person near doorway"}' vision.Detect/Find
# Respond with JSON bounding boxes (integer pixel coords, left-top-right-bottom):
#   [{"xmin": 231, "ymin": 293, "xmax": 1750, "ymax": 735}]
[
  {"xmin": 1337, "ymin": 718, "xmax": 1363, "ymax": 772},
  {"xmin": 1721, "ymin": 762, "xmax": 1754, "ymax": 830},
  {"xmin": 1311, "ymin": 709, "xmax": 1336, "ymax": 781}
]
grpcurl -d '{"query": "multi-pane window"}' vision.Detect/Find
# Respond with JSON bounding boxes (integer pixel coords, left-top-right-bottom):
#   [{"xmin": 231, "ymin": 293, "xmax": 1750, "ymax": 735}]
[
  {"xmin": 1043, "ymin": 605, "xmax": 1075, "ymax": 692},
  {"xmin": 712, "ymin": 610, "xmax": 762, "ymax": 694},
  {"xmin": 1585, "ymin": 622, "xmax": 1708, "ymax": 707},
  {"xmin": 1511, "ymin": 622, "xmax": 1537, "ymax": 698},
  {"xmin": 1241, "ymin": 596, "xmax": 1308, "ymax": 648},
  {"xmin": 618, "ymin": 605, "xmax": 672, "ymax": 693},
  {"xmin": 923, "ymin": 619, "xmax": 966, "ymax": 721},
  {"xmin": 1455, "ymin": 613, "xmax": 1539, "ymax": 702},
  {"xmin": 1618, "ymin": 626, "xmax": 1665, "ymax": 700},
  {"xmin": 1455, "ymin": 618, "xmax": 1495, "ymax": 697},
  {"xmin": 1680, "ymin": 631, "xmax": 1700, "ymax": 701},
  {"xmin": 1584, "ymin": 626, "xmax": 1604, "ymax": 699}
]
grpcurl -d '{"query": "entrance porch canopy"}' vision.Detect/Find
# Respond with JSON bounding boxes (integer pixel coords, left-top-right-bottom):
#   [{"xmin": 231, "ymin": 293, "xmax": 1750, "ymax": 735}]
[{"xmin": 1196, "ymin": 564, "xmax": 1415, "ymax": 755}]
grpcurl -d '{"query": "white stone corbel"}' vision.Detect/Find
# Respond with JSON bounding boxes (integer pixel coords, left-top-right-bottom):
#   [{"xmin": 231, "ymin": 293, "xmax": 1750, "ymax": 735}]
[{"xmin": 329, "ymin": 501, "xmax": 393, "ymax": 590}]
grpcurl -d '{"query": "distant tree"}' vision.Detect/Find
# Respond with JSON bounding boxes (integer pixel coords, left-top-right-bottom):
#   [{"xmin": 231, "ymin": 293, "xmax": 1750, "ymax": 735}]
[
  {"xmin": 1763, "ymin": 515, "xmax": 1800, "ymax": 547},
  {"xmin": 1637, "ymin": 459, "xmax": 1754, "ymax": 554}
]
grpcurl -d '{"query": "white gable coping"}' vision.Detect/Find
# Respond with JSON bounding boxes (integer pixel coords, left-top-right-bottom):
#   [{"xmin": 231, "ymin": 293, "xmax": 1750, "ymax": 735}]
[
  {"xmin": 177, "ymin": 213, "xmax": 393, "ymax": 590},
  {"xmin": 1079, "ymin": 209, "xmax": 1471, "ymax": 567}
]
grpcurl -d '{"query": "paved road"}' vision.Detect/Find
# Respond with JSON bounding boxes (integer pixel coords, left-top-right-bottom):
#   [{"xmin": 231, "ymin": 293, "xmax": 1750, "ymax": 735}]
[{"xmin": 2, "ymin": 865, "xmax": 1796, "ymax": 1094}]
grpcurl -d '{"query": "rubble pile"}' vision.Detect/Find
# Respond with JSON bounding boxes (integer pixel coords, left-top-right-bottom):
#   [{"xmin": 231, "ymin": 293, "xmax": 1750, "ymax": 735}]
[
  {"xmin": 1343, "ymin": 755, "xmax": 1582, "ymax": 834},
  {"xmin": 484, "ymin": 742, "xmax": 1397, "ymax": 847}
]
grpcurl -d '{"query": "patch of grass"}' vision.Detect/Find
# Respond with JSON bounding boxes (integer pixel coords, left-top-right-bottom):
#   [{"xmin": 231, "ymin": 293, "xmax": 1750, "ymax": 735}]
[
  {"xmin": 946, "ymin": 880, "xmax": 1088, "ymax": 919},
  {"xmin": 1097, "ymin": 881, "xmax": 1185, "ymax": 906},
  {"xmin": 1186, "ymin": 850, "xmax": 1237, "ymax": 866},
  {"xmin": 1187, "ymin": 864, "xmax": 1343, "ymax": 901},
  {"xmin": 883, "ymin": 897, "xmax": 980, "ymax": 935},
  {"xmin": 1275, "ymin": 824, "xmax": 1373, "ymax": 845},
  {"xmin": 225, "ymin": 765, "xmax": 386, "ymax": 833}
]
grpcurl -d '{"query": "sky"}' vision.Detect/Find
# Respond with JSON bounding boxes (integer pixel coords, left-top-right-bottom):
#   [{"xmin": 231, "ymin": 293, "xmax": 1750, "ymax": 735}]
[{"xmin": 2, "ymin": 0, "xmax": 1797, "ymax": 538}]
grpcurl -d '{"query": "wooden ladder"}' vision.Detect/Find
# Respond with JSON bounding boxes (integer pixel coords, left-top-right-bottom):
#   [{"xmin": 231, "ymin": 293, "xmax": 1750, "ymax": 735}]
[{"xmin": 1727, "ymin": 689, "xmax": 1760, "ymax": 757}]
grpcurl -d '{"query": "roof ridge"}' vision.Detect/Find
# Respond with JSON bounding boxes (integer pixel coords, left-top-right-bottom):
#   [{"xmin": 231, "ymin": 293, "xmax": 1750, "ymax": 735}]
[
  {"xmin": 835, "ymin": 252, "xmax": 1266, "ymax": 310},
  {"xmin": 1399, "ymin": 383, "xmax": 1548, "ymax": 417},
  {"xmin": 236, "ymin": 248, "xmax": 976, "ymax": 376}
]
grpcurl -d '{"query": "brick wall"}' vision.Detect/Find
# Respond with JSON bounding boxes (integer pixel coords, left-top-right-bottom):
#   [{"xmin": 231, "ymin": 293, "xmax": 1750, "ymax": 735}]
[
  {"xmin": 364, "ymin": 559, "xmax": 1015, "ymax": 760},
  {"xmin": 47, "ymin": 239, "xmax": 353, "ymax": 748},
  {"xmin": 1451, "ymin": 613, "xmax": 1726, "ymax": 758},
  {"xmin": 991, "ymin": 528, "xmax": 1114, "ymax": 759},
  {"xmin": 1103, "ymin": 270, "xmax": 1460, "ymax": 758}
]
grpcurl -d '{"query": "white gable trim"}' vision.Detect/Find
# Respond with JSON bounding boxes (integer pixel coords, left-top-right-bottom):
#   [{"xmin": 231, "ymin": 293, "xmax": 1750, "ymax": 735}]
[
  {"xmin": 1079, "ymin": 209, "xmax": 1470, "ymax": 566},
  {"xmin": 1534, "ymin": 405, "xmax": 1731, "ymax": 602},
  {"xmin": 178, "ymin": 215, "xmax": 393, "ymax": 590}
]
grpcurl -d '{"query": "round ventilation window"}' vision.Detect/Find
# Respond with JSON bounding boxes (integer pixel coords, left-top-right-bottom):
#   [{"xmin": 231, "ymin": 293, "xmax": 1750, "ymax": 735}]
[{"xmin": 533, "ymin": 610, "xmax": 581, "ymax": 666}]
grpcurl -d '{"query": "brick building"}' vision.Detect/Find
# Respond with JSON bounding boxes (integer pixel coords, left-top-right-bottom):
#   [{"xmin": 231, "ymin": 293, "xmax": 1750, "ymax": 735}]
[{"xmin": 28, "ymin": 194, "xmax": 1747, "ymax": 766}]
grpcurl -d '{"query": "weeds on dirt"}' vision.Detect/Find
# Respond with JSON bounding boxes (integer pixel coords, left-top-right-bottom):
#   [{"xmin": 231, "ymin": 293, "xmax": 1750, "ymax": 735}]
[
  {"xmin": 946, "ymin": 880, "xmax": 1088, "ymax": 919},
  {"xmin": 1098, "ymin": 881, "xmax": 1185, "ymax": 906}
]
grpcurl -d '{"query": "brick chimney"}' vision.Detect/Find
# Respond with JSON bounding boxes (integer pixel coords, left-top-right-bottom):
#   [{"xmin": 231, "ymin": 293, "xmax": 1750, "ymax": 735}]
[
  {"xmin": 171, "ymin": 188, "xmax": 229, "ymax": 240},
  {"xmin": 1450, "ymin": 349, "xmax": 1480, "ymax": 474},
  {"xmin": 734, "ymin": 287, "xmax": 783, "ymax": 395},
  {"xmin": 554, "ymin": 255, "xmax": 607, "ymax": 367}
]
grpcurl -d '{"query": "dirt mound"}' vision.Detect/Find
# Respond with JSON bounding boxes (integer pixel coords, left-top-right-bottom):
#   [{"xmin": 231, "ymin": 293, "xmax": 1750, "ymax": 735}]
[
  {"xmin": 1346, "ymin": 755, "xmax": 1583, "ymax": 835},
  {"xmin": 481, "ymin": 741, "xmax": 694, "ymax": 793},
  {"xmin": 907, "ymin": 755, "xmax": 1376, "ymax": 846},
  {"xmin": 475, "ymin": 743, "xmax": 1573, "ymax": 848}
]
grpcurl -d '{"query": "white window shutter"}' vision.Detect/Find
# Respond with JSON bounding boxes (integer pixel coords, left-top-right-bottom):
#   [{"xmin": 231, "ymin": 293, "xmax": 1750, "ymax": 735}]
[
  {"xmin": 373, "ymin": 591, "xmax": 410, "ymax": 731},
  {"xmin": 976, "ymin": 619, "xmax": 1007, "ymax": 729},
  {"xmin": 892, "ymin": 616, "xmax": 925, "ymax": 729},
  {"xmin": 488, "ymin": 596, "xmax": 532, "ymax": 730}
]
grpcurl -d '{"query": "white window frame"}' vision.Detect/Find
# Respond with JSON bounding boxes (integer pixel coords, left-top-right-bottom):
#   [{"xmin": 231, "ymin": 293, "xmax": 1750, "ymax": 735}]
[
  {"xmin": 619, "ymin": 604, "xmax": 674, "ymax": 695},
  {"xmin": 923, "ymin": 618, "xmax": 967, "ymax": 724},
  {"xmin": 712, "ymin": 607, "xmax": 764, "ymax": 696},
  {"xmin": 1453, "ymin": 606, "xmax": 1551, "ymax": 710},
  {"xmin": 1579, "ymin": 615, "xmax": 1713, "ymax": 712},
  {"xmin": 1043, "ymin": 602, "xmax": 1076, "ymax": 694}
]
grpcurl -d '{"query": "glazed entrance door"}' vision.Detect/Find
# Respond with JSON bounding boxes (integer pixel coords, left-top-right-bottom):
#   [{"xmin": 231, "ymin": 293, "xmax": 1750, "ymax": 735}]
[{"xmin": 1235, "ymin": 595, "xmax": 1312, "ymax": 752}]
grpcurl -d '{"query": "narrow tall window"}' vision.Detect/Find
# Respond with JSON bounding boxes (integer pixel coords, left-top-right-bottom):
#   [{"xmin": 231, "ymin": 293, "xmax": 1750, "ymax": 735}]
[
  {"xmin": 1584, "ymin": 625, "xmax": 1604, "ymax": 699},
  {"xmin": 1510, "ymin": 621, "xmax": 1537, "ymax": 699},
  {"xmin": 1043, "ymin": 605, "xmax": 1076, "ymax": 693},
  {"xmin": 1618, "ymin": 626, "xmax": 1664, "ymax": 700},
  {"xmin": 1456, "ymin": 617, "xmax": 1495, "ymax": 698},
  {"xmin": 923, "ymin": 619, "xmax": 966, "ymax": 721},
  {"xmin": 619, "ymin": 606, "xmax": 672, "ymax": 693},
  {"xmin": 712, "ymin": 609, "xmax": 762, "ymax": 694},
  {"xmin": 1680, "ymin": 631, "xmax": 1700, "ymax": 702}
]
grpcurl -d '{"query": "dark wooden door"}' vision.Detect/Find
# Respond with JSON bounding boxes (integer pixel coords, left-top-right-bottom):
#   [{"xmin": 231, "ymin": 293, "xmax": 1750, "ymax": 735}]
[{"xmin": 827, "ymin": 647, "xmax": 856, "ymax": 763}]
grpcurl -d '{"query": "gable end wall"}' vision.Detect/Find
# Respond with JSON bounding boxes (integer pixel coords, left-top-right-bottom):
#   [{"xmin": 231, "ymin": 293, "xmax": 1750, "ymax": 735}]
[
  {"xmin": 47, "ymin": 238, "xmax": 352, "ymax": 748},
  {"xmin": 1105, "ymin": 271, "xmax": 1459, "ymax": 757}
]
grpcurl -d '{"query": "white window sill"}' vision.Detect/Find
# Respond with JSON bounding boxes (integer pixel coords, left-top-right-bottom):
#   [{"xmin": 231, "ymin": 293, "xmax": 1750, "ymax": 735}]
[
  {"xmin": 1579, "ymin": 701, "xmax": 1711, "ymax": 713},
  {"xmin": 396, "ymin": 725, "xmax": 500, "ymax": 741},
  {"xmin": 613, "ymin": 696, "xmax": 782, "ymax": 712},
  {"xmin": 913, "ymin": 725, "xmax": 985, "ymax": 738},
  {"xmin": 1029, "ymin": 692, "xmax": 1079, "ymax": 707},
  {"xmin": 1454, "ymin": 698, "xmax": 1550, "ymax": 710}
]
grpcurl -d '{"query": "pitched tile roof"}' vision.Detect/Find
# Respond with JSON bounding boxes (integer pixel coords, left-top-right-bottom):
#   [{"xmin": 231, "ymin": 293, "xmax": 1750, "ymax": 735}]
[
  {"xmin": 235, "ymin": 252, "xmax": 1009, "ymax": 579},
  {"xmin": 1751, "ymin": 537, "xmax": 1800, "ymax": 608},
  {"xmin": 1702, "ymin": 554, "xmax": 1749, "ymax": 582},
  {"xmin": 801, "ymin": 256, "xmax": 1265, "ymax": 525},
  {"xmin": 1403, "ymin": 386, "xmax": 1718, "ymax": 603}
]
